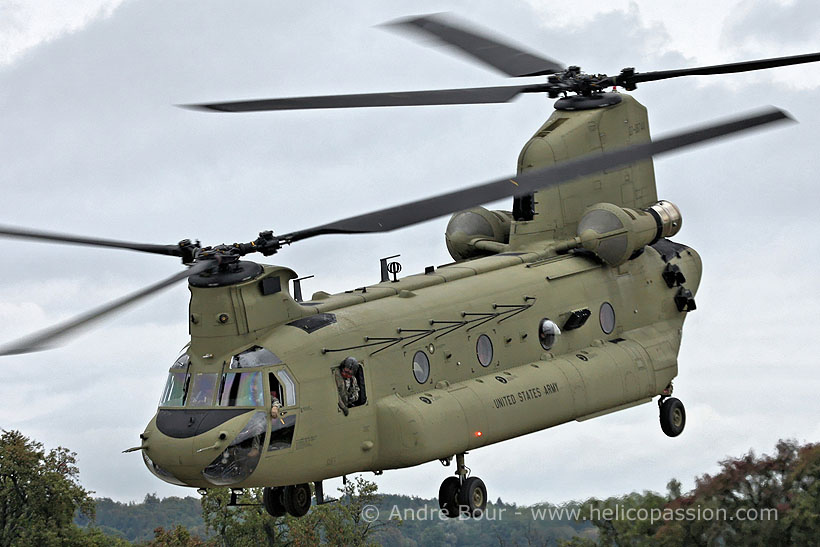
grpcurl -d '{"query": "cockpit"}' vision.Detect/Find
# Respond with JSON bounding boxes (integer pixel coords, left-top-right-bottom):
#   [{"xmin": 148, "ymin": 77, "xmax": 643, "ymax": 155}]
[{"xmin": 145, "ymin": 346, "xmax": 298, "ymax": 487}]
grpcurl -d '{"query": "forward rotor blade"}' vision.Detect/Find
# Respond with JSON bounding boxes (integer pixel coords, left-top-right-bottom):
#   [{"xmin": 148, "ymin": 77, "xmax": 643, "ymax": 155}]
[
  {"xmin": 627, "ymin": 52, "xmax": 820, "ymax": 86},
  {"xmin": 283, "ymin": 108, "xmax": 792, "ymax": 241},
  {"xmin": 0, "ymin": 225, "xmax": 183, "ymax": 258},
  {"xmin": 182, "ymin": 84, "xmax": 539, "ymax": 112},
  {"xmin": 384, "ymin": 14, "xmax": 564, "ymax": 77},
  {"xmin": 0, "ymin": 260, "xmax": 213, "ymax": 356}
]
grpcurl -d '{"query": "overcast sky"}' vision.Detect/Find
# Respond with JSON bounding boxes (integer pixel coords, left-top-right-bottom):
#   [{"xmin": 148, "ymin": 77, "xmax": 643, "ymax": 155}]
[{"xmin": 1, "ymin": 0, "xmax": 819, "ymax": 507}]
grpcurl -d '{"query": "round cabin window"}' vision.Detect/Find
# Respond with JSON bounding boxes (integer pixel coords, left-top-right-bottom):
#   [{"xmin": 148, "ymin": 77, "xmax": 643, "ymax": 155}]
[
  {"xmin": 476, "ymin": 334, "xmax": 493, "ymax": 367},
  {"xmin": 538, "ymin": 319, "xmax": 561, "ymax": 350},
  {"xmin": 599, "ymin": 302, "xmax": 616, "ymax": 334},
  {"xmin": 412, "ymin": 351, "xmax": 430, "ymax": 384}
]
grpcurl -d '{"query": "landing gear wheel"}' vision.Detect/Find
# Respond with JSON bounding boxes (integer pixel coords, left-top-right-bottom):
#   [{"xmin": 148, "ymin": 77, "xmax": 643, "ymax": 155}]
[
  {"xmin": 438, "ymin": 476, "xmax": 461, "ymax": 518},
  {"xmin": 283, "ymin": 483, "xmax": 312, "ymax": 518},
  {"xmin": 660, "ymin": 397, "xmax": 686, "ymax": 437},
  {"xmin": 457, "ymin": 476, "xmax": 487, "ymax": 517},
  {"xmin": 262, "ymin": 486, "xmax": 286, "ymax": 517}
]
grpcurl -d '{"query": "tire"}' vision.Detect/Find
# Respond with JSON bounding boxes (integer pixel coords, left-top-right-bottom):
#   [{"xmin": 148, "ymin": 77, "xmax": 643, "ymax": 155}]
[
  {"xmin": 283, "ymin": 483, "xmax": 312, "ymax": 518},
  {"xmin": 660, "ymin": 397, "xmax": 686, "ymax": 437},
  {"xmin": 438, "ymin": 476, "xmax": 461, "ymax": 519},
  {"xmin": 262, "ymin": 486, "xmax": 286, "ymax": 517},
  {"xmin": 457, "ymin": 476, "xmax": 487, "ymax": 518}
]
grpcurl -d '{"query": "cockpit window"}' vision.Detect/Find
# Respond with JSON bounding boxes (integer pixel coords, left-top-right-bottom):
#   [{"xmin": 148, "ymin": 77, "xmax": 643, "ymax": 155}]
[
  {"xmin": 171, "ymin": 353, "xmax": 190, "ymax": 370},
  {"xmin": 276, "ymin": 369, "xmax": 296, "ymax": 407},
  {"xmin": 218, "ymin": 371, "xmax": 264, "ymax": 407},
  {"xmin": 230, "ymin": 346, "xmax": 283, "ymax": 369},
  {"xmin": 159, "ymin": 372, "xmax": 189, "ymax": 407},
  {"xmin": 188, "ymin": 373, "xmax": 219, "ymax": 407}
]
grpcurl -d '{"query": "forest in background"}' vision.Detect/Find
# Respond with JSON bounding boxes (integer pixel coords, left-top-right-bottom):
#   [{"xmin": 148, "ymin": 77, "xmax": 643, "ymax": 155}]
[{"xmin": 1, "ymin": 430, "xmax": 817, "ymax": 546}]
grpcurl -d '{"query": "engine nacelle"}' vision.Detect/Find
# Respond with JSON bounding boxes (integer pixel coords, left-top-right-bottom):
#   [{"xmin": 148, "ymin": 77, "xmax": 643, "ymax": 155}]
[
  {"xmin": 445, "ymin": 207, "xmax": 512, "ymax": 261},
  {"xmin": 577, "ymin": 201, "xmax": 682, "ymax": 266}
]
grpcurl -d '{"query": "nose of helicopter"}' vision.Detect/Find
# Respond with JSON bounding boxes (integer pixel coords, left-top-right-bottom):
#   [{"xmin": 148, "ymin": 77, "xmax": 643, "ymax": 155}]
[{"xmin": 141, "ymin": 409, "xmax": 267, "ymax": 487}]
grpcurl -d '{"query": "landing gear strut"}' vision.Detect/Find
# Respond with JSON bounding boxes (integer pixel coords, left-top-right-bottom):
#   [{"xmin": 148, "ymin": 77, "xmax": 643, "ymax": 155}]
[{"xmin": 438, "ymin": 452, "xmax": 487, "ymax": 518}]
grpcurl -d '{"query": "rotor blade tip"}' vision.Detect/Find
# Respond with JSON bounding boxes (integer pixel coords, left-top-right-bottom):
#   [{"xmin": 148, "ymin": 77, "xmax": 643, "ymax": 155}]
[
  {"xmin": 176, "ymin": 103, "xmax": 224, "ymax": 113},
  {"xmin": 759, "ymin": 106, "xmax": 796, "ymax": 124},
  {"xmin": 777, "ymin": 107, "xmax": 796, "ymax": 123},
  {"xmin": 0, "ymin": 344, "xmax": 49, "ymax": 357}
]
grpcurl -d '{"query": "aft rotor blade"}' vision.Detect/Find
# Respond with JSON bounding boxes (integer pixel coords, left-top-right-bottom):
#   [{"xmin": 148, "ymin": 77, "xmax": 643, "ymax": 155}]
[
  {"xmin": 182, "ymin": 84, "xmax": 540, "ymax": 112},
  {"xmin": 626, "ymin": 52, "xmax": 820, "ymax": 86},
  {"xmin": 384, "ymin": 14, "xmax": 564, "ymax": 77},
  {"xmin": 283, "ymin": 108, "xmax": 792, "ymax": 241},
  {"xmin": 0, "ymin": 225, "xmax": 183, "ymax": 258},
  {"xmin": 0, "ymin": 260, "xmax": 213, "ymax": 356}
]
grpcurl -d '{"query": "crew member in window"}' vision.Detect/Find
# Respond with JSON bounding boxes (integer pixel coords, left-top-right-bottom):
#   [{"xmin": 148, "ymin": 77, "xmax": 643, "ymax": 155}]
[
  {"xmin": 335, "ymin": 357, "xmax": 361, "ymax": 416},
  {"xmin": 270, "ymin": 390, "xmax": 282, "ymax": 419}
]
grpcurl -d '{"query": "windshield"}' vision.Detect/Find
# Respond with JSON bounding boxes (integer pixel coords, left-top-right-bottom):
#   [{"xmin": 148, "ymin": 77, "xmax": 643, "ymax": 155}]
[
  {"xmin": 188, "ymin": 373, "xmax": 219, "ymax": 407},
  {"xmin": 159, "ymin": 372, "xmax": 189, "ymax": 407},
  {"xmin": 218, "ymin": 371, "xmax": 264, "ymax": 407}
]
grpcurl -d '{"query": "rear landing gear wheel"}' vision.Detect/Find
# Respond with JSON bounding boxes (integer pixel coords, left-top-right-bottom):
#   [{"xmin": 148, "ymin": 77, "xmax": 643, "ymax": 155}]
[
  {"xmin": 262, "ymin": 486, "xmax": 286, "ymax": 517},
  {"xmin": 660, "ymin": 397, "xmax": 686, "ymax": 437},
  {"xmin": 438, "ymin": 476, "xmax": 460, "ymax": 518},
  {"xmin": 457, "ymin": 476, "xmax": 487, "ymax": 517},
  {"xmin": 283, "ymin": 483, "xmax": 312, "ymax": 518}
]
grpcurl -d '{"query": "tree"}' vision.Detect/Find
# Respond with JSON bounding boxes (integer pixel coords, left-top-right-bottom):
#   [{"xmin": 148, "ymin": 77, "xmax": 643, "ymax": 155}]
[
  {"xmin": 567, "ymin": 439, "xmax": 820, "ymax": 546},
  {"xmin": 142, "ymin": 525, "xmax": 211, "ymax": 547},
  {"xmin": 0, "ymin": 429, "xmax": 98, "ymax": 547},
  {"xmin": 661, "ymin": 439, "xmax": 820, "ymax": 546},
  {"xmin": 301, "ymin": 476, "xmax": 387, "ymax": 547},
  {"xmin": 201, "ymin": 488, "xmax": 289, "ymax": 546},
  {"xmin": 200, "ymin": 476, "xmax": 394, "ymax": 546}
]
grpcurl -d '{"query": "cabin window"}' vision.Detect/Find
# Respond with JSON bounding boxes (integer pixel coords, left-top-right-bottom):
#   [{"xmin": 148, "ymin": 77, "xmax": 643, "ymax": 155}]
[
  {"xmin": 334, "ymin": 359, "xmax": 366, "ymax": 415},
  {"xmin": 268, "ymin": 414, "xmax": 296, "ymax": 451},
  {"xmin": 476, "ymin": 334, "xmax": 493, "ymax": 367},
  {"xmin": 217, "ymin": 371, "xmax": 264, "ymax": 407},
  {"xmin": 230, "ymin": 346, "xmax": 283, "ymax": 369},
  {"xmin": 413, "ymin": 351, "xmax": 430, "ymax": 383},
  {"xmin": 538, "ymin": 319, "xmax": 561, "ymax": 350},
  {"xmin": 188, "ymin": 373, "xmax": 219, "ymax": 407},
  {"xmin": 599, "ymin": 302, "xmax": 616, "ymax": 334}
]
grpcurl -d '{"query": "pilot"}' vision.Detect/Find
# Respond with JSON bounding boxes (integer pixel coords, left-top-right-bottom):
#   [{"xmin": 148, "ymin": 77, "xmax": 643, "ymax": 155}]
[{"xmin": 335, "ymin": 357, "xmax": 361, "ymax": 416}]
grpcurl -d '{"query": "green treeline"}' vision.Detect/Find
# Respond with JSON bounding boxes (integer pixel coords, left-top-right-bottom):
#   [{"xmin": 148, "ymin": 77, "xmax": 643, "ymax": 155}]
[
  {"xmin": 1, "ymin": 429, "xmax": 818, "ymax": 546},
  {"xmin": 74, "ymin": 495, "xmax": 208, "ymax": 542}
]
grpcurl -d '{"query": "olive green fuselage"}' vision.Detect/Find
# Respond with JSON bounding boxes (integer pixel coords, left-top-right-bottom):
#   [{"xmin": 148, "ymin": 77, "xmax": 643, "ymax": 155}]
[
  {"xmin": 143, "ymin": 242, "xmax": 700, "ymax": 488},
  {"xmin": 141, "ymin": 93, "xmax": 700, "ymax": 490}
]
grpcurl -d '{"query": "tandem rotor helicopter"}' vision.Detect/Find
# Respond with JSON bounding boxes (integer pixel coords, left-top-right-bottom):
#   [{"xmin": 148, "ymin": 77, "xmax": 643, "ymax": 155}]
[{"xmin": 2, "ymin": 14, "xmax": 819, "ymax": 518}]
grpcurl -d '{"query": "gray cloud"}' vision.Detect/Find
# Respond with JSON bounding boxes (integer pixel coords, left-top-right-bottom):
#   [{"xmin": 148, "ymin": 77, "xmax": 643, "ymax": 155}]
[{"xmin": 723, "ymin": 0, "xmax": 820, "ymax": 48}]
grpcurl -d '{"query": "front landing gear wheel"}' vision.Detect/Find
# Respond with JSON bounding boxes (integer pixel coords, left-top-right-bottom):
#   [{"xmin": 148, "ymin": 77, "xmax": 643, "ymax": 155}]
[
  {"xmin": 439, "ymin": 476, "xmax": 461, "ymax": 518},
  {"xmin": 283, "ymin": 483, "xmax": 312, "ymax": 517},
  {"xmin": 457, "ymin": 476, "xmax": 487, "ymax": 517},
  {"xmin": 660, "ymin": 397, "xmax": 686, "ymax": 437},
  {"xmin": 262, "ymin": 486, "xmax": 286, "ymax": 517}
]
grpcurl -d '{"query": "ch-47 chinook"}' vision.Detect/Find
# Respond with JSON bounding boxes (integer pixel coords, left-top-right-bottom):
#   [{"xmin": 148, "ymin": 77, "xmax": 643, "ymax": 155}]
[{"xmin": 1, "ymin": 14, "xmax": 819, "ymax": 519}]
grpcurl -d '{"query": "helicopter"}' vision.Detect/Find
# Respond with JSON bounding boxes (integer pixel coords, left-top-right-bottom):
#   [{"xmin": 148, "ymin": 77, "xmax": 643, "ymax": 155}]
[{"xmin": 1, "ymin": 13, "xmax": 818, "ymax": 519}]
